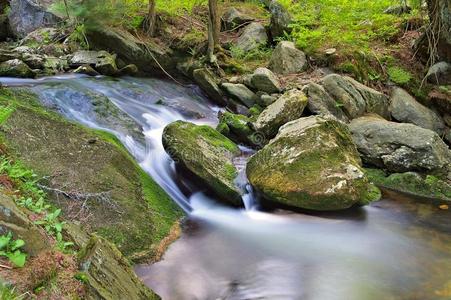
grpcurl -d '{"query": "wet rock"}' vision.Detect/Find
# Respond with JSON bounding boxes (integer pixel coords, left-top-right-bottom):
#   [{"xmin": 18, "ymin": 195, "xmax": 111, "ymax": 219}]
[
  {"xmin": 193, "ymin": 68, "xmax": 226, "ymax": 105},
  {"xmin": 390, "ymin": 87, "xmax": 445, "ymax": 135},
  {"xmin": 268, "ymin": 0, "xmax": 292, "ymax": 38},
  {"xmin": 8, "ymin": 0, "xmax": 61, "ymax": 38},
  {"xmin": 0, "ymin": 59, "xmax": 35, "ymax": 78},
  {"xmin": 73, "ymin": 65, "xmax": 100, "ymax": 76},
  {"xmin": 217, "ymin": 112, "xmax": 259, "ymax": 147},
  {"xmin": 268, "ymin": 41, "xmax": 307, "ymax": 75},
  {"xmin": 349, "ymin": 115, "xmax": 451, "ymax": 174},
  {"xmin": 321, "ymin": 74, "xmax": 390, "ymax": 119},
  {"xmin": 21, "ymin": 53, "xmax": 45, "ymax": 69},
  {"xmin": 119, "ymin": 64, "xmax": 139, "ymax": 76},
  {"xmin": 79, "ymin": 235, "xmax": 160, "ymax": 300},
  {"xmin": 222, "ymin": 7, "xmax": 254, "ymax": 30},
  {"xmin": 426, "ymin": 61, "xmax": 451, "ymax": 85},
  {"xmin": 0, "ymin": 193, "xmax": 49, "ymax": 256},
  {"xmin": 162, "ymin": 121, "xmax": 242, "ymax": 205},
  {"xmin": 250, "ymin": 67, "xmax": 281, "ymax": 94},
  {"xmin": 253, "ymin": 89, "xmax": 307, "ymax": 139},
  {"xmin": 247, "ymin": 116, "xmax": 380, "ymax": 211},
  {"xmin": 43, "ymin": 57, "xmax": 68, "ymax": 74},
  {"xmin": 236, "ymin": 22, "xmax": 268, "ymax": 52},
  {"xmin": 70, "ymin": 50, "xmax": 118, "ymax": 76},
  {"xmin": 221, "ymin": 83, "xmax": 256, "ymax": 108},
  {"xmin": 303, "ymin": 82, "xmax": 349, "ymax": 122}
]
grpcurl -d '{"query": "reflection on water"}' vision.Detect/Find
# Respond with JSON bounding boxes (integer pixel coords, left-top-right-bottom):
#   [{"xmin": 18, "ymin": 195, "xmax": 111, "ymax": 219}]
[{"xmin": 1, "ymin": 75, "xmax": 450, "ymax": 300}]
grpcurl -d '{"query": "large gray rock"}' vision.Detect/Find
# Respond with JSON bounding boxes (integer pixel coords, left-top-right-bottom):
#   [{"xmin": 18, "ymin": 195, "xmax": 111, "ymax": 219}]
[
  {"xmin": 0, "ymin": 59, "xmax": 35, "ymax": 78},
  {"xmin": 162, "ymin": 121, "xmax": 242, "ymax": 205},
  {"xmin": 253, "ymin": 89, "xmax": 308, "ymax": 139},
  {"xmin": 20, "ymin": 27, "xmax": 60, "ymax": 45},
  {"xmin": 236, "ymin": 22, "xmax": 268, "ymax": 52},
  {"xmin": 268, "ymin": 41, "xmax": 307, "ymax": 75},
  {"xmin": 222, "ymin": 7, "xmax": 254, "ymax": 30},
  {"xmin": 426, "ymin": 61, "xmax": 451, "ymax": 85},
  {"xmin": 321, "ymin": 74, "xmax": 390, "ymax": 120},
  {"xmin": 70, "ymin": 50, "xmax": 118, "ymax": 76},
  {"xmin": 250, "ymin": 67, "xmax": 281, "ymax": 94},
  {"xmin": 221, "ymin": 83, "xmax": 256, "ymax": 107},
  {"xmin": 350, "ymin": 115, "xmax": 451, "ymax": 174},
  {"xmin": 390, "ymin": 87, "xmax": 445, "ymax": 135},
  {"xmin": 247, "ymin": 116, "xmax": 380, "ymax": 211},
  {"xmin": 269, "ymin": 0, "xmax": 292, "ymax": 38},
  {"xmin": 193, "ymin": 68, "xmax": 226, "ymax": 106},
  {"xmin": 303, "ymin": 82, "xmax": 349, "ymax": 122},
  {"xmin": 8, "ymin": 0, "xmax": 61, "ymax": 38}
]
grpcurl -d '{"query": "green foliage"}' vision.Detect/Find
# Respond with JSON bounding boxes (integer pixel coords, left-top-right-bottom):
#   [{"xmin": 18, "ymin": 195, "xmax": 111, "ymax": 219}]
[
  {"xmin": 387, "ymin": 66, "xmax": 412, "ymax": 84},
  {"xmin": 0, "ymin": 232, "xmax": 27, "ymax": 268},
  {"xmin": 0, "ymin": 282, "xmax": 24, "ymax": 300},
  {"xmin": 284, "ymin": 0, "xmax": 407, "ymax": 55}
]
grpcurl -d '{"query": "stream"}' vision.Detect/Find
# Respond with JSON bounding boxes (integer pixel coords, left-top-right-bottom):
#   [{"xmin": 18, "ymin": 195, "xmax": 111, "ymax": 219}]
[{"xmin": 1, "ymin": 75, "xmax": 450, "ymax": 300}]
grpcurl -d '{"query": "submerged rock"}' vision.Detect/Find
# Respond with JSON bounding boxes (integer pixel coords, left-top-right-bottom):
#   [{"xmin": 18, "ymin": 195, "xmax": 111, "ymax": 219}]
[
  {"xmin": 268, "ymin": 41, "xmax": 307, "ymax": 75},
  {"xmin": 247, "ymin": 116, "xmax": 380, "ymax": 211},
  {"xmin": 390, "ymin": 87, "xmax": 445, "ymax": 135},
  {"xmin": 236, "ymin": 22, "xmax": 268, "ymax": 52},
  {"xmin": 349, "ymin": 115, "xmax": 451, "ymax": 175},
  {"xmin": 0, "ymin": 59, "xmax": 35, "ymax": 78},
  {"xmin": 250, "ymin": 67, "xmax": 281, "ymax": 94},
  {"xmin": 253, "ymin": 89, "xmax": 307, "ymax": 139},
  {"xmin": 163, "ymin": 121, "xmax": 242, "ymax": 205}
]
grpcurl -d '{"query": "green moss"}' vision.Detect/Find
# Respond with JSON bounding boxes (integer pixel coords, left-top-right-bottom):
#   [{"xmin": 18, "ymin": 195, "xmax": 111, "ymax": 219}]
[
  {"xmin": 365, "ymin": 168, "xmax": 451, "ymax": 201},
  {"xmin": 191, "ymin": 124, "xmax": 240, "ymax": 153},
  {"xmin": 387, "ymin": 66, "xmax": 412, "ymax": 85}
]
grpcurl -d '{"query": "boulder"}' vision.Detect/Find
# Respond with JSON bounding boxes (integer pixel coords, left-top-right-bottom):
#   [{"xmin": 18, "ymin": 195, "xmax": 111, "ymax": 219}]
[
  {"xmin": 79, "ymin": 235, "xmax": 160, "ymax": 300},
  {"xmin": 0, "ymin": 59, "xmax": 35, "ymax": 77},
  {"xmin": 8, "ymin": 0, "xmax": 61, "ymax": 38},
  {"xmin": 192, "ymin": 68, "xmax": 226, "ymax": 105},
  {"xmin": 250, "ymin": 67, "xmax": 281, "ymax": 94},
  {"xmin": 222, "ymin": 7, "xmax": 254, "ymax": 30},
  {"xmin": 253, "ymin": 89, "xmax": 307, "ymax": 139},
  {"xmin": 162, "ymin": 121, "xmax": 242, "ymax": 205},
  {"xmin": 221, "ymin": 83, "xmax": 256, "ymax": 107},
  {"xmin": 20, "ymin": 27, "xmax": 60, "ymax": 46},
  {"xmin": 321, "ymin": 74, "xmax": 390, "ymax": 119},
  {"xmin": 21, "ymin": 53, "xmax": 45, "ymax": 69},
  {"xmin": 303, "ymin": 82, "xmax": 349, "ymax": 122},
  {"xmin": 247, "ymin": 116, "xmax": 380, "ymax": 211},
  {"xmin": 269, "ymin": 0, "xmax": 292, "ymax": 38},
  {"xmin": 268, "ymin": 41, "xmax": 307, "ymax": 75},
  {"xmin": 349, "ymin": 115, "xmax": 451, "ymax": 174},
  {"xmin": 70, "ymin": 50, "xmax": 118, "ymax": 76},
  {"xmin": 257, "ymin": 93, "xmax": 278, "ymax": 107},
  {"xmin": 235, "ymin": 22, "xmax": 268, "ymax": 52},
  {"xmin": 73, "ymin": 65, "xmax": 100, "ymax": 76},
  {"xmin": 217, "ymin": 112, "xmax": 259, "ymax": 147},
  {"xmin": 426, "ymin": 61, "xmax": 451, "ymax": 85},
  {"xmin": 119, "ymin": 64, "xmax": 139, "ymax": 76},
  {"xmin": 0, "ymin": 193, "xmax": 49, "ymax": 257},
  {"xmin": 0, "ymin": 49, "xmax": 17, "ymax": 63},
  {"xmin": 390, "ymin": 87, "xmax": 445, "ymax": 135}
]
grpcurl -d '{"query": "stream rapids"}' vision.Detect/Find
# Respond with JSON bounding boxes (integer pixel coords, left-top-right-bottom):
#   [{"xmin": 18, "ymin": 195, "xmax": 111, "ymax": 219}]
[{"xmin": 1, "ymin": 75, "xmax": 450, "ymax": 300}]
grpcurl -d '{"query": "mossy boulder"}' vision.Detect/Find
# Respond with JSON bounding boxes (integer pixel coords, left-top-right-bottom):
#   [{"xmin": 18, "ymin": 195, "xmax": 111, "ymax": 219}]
[
  {"xmin": 366, "ymin": 168, "xmax": 451, "ymax": 201},
  {"xmin": 70, "ymin": 51, "xmax": 118, "ymax": 76},
  {"xmin": 217, "ymin": 112, "xmax": 261, "ymax": 147},
  {"xmin": 0, "ymin": 59, "xmax": 35, "ymax": 78},
  {"xmin": 79, "ymin": 235, "xmax": 160, "ymax": 300},
  {"xmin": 252, "ymin": 89, "xmax": 308, "ymax": 139},
  {"xmin": 350, "ymin": 115, "xmax": 451, "ymax": 175},
  {"xmin": 0, "ymin": 89, "xmax": 182, "ymax": 260},
  {"xmin": 247, "ymin": 116, "xmax": 381, "ymax": 211},
  {"xmin": 162, "ymin": 121, "xmax": 242, "ymax": 205}
]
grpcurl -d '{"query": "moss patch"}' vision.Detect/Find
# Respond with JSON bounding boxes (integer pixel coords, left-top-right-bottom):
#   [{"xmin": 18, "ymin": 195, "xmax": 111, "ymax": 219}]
[{"xmin": 0, "ymin": 88, "xmax": 182, "ymax": 260}]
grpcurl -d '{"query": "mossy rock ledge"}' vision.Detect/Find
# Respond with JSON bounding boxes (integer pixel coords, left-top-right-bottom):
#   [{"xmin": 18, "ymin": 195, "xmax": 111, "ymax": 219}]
[
  {"xmin": 0, "ymin": 88, "xmax": 182, "ymax": 260},
  {"xmin": 162, "ymin": 121, "xmax": 242, "ymax": 206},
  {"xmin": 247, "ymin": 116, "xmax": 381, "ymax": 211}
]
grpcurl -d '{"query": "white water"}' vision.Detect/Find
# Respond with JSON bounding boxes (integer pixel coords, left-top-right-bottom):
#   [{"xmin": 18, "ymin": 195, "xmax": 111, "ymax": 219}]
[{"xmin": 2, "ymin": 75, "xmax": 450, "ymax": 300}]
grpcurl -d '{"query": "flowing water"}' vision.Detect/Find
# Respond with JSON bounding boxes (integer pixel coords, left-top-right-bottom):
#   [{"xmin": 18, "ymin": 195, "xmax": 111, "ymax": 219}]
[{"xmin": 1, "ymin": 75, "xmax": 450, "ymax": 300}]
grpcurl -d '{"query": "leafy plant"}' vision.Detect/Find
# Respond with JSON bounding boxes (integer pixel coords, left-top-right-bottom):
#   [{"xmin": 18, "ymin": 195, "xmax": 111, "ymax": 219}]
[
  {"xmin": 0, "ymin": 281, "xmax": 26, "ymax": 300},
  {"xmin": 0, "ymin": 233, "xmax": 27, "ymax": 268},
  {"xmin": 387, "ymin": 66, "xmax": 412, "ymax": 84},
  {"xmin": 17, "ymin": 197, "xmax": 51, "ymax": 214}
]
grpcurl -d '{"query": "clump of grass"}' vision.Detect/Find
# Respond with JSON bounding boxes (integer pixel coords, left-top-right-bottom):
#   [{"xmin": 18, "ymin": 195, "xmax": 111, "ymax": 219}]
[{"xmin": 387, "ymin": 66, "xmax": 412, "ymax": 85}]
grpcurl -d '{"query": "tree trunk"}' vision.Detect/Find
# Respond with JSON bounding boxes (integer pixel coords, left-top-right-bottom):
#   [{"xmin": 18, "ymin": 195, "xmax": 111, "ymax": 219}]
[
  {"xmin": 146, "ymin": 0, "xmax": 157, "ymax": 37},
  {"xmin": 207, "ymin": 0, "xmax": 220, "ymax": 63},
  {"xmin": 425, "ymin": 0, "xmax": 451, "ymax": 63}
]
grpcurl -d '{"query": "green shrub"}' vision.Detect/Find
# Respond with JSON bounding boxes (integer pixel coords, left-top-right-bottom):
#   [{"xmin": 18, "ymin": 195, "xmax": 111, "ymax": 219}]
[{"xmin": 387, "ymin": 66, "xmax": 412, "ymax": 84}]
